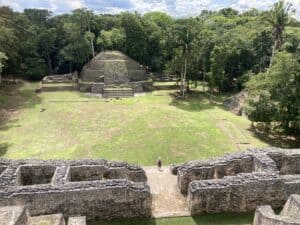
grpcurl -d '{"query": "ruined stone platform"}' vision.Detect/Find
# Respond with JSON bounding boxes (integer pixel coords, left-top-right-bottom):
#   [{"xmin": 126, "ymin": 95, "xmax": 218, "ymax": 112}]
[
  {"xmin": 177, "ymin": 148, "xmax": 300, "ymax": 215},
  {"xmin": 0, "ymin": 159, "xmax": 151, "ymax": 221}
]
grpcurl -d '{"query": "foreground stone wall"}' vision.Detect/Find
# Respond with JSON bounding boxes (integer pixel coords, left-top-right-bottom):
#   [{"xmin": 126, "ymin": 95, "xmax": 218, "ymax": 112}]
[
  {"xmin": 0, "ymin": 159, "xmax": 151, "ymax": 221},
  {"xmin": 178, "ymin": 148, "xmax": 300, "ymax": 214},
  {"xmin": 253, "ymin": 194, "xmax": 300, "ymax": 225}
]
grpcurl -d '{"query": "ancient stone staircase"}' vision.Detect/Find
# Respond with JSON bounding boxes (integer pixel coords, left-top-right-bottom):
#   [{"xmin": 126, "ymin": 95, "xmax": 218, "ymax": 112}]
[{"xmin": 103, "ymin": 86, "xmax": 134, "ymax": 98}]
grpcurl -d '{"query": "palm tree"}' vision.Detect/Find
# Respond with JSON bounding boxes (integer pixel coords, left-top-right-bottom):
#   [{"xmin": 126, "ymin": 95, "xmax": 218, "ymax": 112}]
[
  {"xmin": 176, "ymin": 23, "xmax": 195, "ymax": 97},
  {"xmin": 267, "ymin": 1, "xmax": 294, "ymax": 67}
]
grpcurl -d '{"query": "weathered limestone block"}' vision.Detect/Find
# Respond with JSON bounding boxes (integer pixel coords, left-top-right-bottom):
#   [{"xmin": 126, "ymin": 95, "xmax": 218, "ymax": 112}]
[
  {"xmin": 280, "ymin": 195, "xmax": 300, "ymax": 219},
  {"xmin": 68, "ymin": 216, "xmax": 86, "ymax": 225},
  {"xmin": 268, "ymin": 150, "xmax": 300, "ymax": 175},
  {"xmin": 253, "ymin": 194, "xmax": 300, "ymax": 225},
  {"xmin": 0, "ymin": 206, "xmax": 29, "ymax": 225},
  {"xmin": 253, "ymin": 153, "xmax": 278, "ymax": 172},
  {"xmin": 91, "ymin": 83, "xmax": 104, "ymax": 93},
  {"xmin": 30, "ymin": 214, "xmax": 66, "ymax": 225}
]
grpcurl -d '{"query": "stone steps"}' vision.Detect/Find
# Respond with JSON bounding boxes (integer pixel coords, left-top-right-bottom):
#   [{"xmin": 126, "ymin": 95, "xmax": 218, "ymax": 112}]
[{"xmin": 103, "ymin": 87, "xmax": 134, "ymax": 98}]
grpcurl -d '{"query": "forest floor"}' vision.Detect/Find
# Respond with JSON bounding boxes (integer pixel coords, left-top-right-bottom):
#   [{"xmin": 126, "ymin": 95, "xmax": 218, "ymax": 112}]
[{"xmin": 0, "ymin": 79, "xmax": 297, "ymax": 165}]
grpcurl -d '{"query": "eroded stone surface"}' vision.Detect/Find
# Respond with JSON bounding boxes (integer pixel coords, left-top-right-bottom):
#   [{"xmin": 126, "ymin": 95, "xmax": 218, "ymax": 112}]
[
  {"xmin": 178, "ymin": 148, "xmax": 300, "ymax": 214},
  {"xmin": 253, "ymin": 194, "xmax": 300, "ymax": 225},
  {"xmin": 68, "ymin": 216, "xmax": 86, "ymax": 225},
  {"xmin": 0, "ymin": 159, "xmax": 151, "ymax": 220},
  {"xmin": 29, "ymin": 214, "xmax": 65, "ymax": 225},
  {"xmin": 0, "ymin": 206, "xmax": 28, "ymax": 225}
]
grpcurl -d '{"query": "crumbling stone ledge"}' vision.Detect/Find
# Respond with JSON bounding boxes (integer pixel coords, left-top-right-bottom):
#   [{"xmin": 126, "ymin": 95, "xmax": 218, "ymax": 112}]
[{"xmin": 253, "ymin": 194, "xmax": 300, "ymax": 225}]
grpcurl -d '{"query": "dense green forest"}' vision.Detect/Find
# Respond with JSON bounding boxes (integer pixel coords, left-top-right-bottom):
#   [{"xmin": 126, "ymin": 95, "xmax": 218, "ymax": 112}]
[{"xmin": 0, "ymin": 1, "xmax": 299, "ymax": 133}]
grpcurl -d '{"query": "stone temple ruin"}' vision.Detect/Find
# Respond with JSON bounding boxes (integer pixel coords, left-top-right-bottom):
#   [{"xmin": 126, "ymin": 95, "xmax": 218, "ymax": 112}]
[
  {"xmin": 40, "ymin": 50, "xmax": 153, "ymax": 98},
  {"xmin": 177, "ymin": 148, "xmax": 300, "ymax": 215},
  {"xmin": 78, "ymin": 50, "xmax": 153, "ymax": 98},
  {"xmin": 0, "ymin": 159, "xmax": 151, "ymax": 224}
]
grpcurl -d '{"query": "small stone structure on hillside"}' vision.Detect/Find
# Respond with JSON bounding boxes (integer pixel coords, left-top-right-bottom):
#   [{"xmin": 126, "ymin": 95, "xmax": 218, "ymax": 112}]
[
  {"xmin": 79, "ymin": 51, "xmax": 153, "ymax": 97},
  {"xmin": 0, "ymin": 159, "xmax": 151, "ymax": 221},
  {"xmin": 177, "ymin": 148, "xmax": 300, "ymax": 215},
  {"xmin": 253, "ymin": 194, "xmax": 300, "ymax": 225},
  {"xmin": 40, "ymin": 72, "xmax": 78, "ymax": 92}
]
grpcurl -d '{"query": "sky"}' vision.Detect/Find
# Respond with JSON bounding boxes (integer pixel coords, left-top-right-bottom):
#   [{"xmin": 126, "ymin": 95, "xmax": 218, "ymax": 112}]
[{"xmin": 0, "ymin": 0, "xmax": 299, "ymax": 19}]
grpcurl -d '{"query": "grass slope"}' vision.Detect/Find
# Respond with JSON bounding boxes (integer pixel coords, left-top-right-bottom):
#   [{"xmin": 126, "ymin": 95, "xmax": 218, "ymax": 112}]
[{"xmin": 0, "ymin": 81, "xmax": 267, "ymax": 165}]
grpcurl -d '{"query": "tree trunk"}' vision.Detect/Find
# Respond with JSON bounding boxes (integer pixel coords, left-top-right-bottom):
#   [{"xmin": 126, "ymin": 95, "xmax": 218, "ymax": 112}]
[
  {"xmin": 269, "ymin": 40, "xmax": 278, "ymax": 68},
  {"xmin": 180, "ymin": 63, "xmax": 184, "ymax": 95},
  {"xmin": 69, "ymin": 62, "xmax": 72, "ymax": 73},
  {"xmin": 90, "ymin": 39, "xmax": 95, "ymax": 57},
  {"xmin": 88, "ymin": 26, "xmax": 95, "ymax": 57},
  {"xmin": 183, "ymin": 55, "xmax": 187, "ymax": 98},
  {"xmin": 210, "ymin": 89, "xmax": 213, "ymax": 102},
  {"xmin": 269, "ymin": 44, "xmax": 276, "ymax": 68},
  {"xmin": 47, "ymin": 54, "xmax": 53, "ymax": 75}
]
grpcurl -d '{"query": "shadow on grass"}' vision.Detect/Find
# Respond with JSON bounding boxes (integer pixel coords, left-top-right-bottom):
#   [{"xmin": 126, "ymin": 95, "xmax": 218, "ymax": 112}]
[
  {"xmin": 169, "ymin": 90, "xmax": 231, "ymax": 112},
  {"xmin": 0, "ymin": 79, "xmax": 42, "ymax": 131},
  {"xmin": 87, "ymin": 213, "xmax": 254, "ymax": 225},
  {"xmin": 192, "ymin": 212, "xmax": 254, "ymax": 225},
  {"xmin": 88, "ymin": 218, "xmax": 156, "ymax": 225},
  {"xmin": 0, "ymin": 143, "xmax": 11, "ymax": 156},
  {"xmin": 248, "ymin": 127, "xmax": 300, "ymax": 148}
]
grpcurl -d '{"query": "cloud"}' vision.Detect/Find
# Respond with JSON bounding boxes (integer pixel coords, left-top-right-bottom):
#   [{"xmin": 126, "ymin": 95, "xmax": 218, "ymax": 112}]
[
  {"xmin": 48, "ymin": 0, "xmax": 85, "ymax": 13},
  {"xmin": 0, "ymin": 0, "xmax": 299, "ymax": 18}
]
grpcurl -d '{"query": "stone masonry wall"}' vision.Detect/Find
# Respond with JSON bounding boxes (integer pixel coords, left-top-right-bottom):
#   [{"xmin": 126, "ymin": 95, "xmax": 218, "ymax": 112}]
[
  {"xmin": 178, "ymin": 148, "xmax": 300, "ymax": 214},
  {"xmin": 0, "ymin": 159, "xmax": 151, "ymax": 221},
  {"xmin": 253, "ymin": 194, "xmax": 300, "ymax": 225}
]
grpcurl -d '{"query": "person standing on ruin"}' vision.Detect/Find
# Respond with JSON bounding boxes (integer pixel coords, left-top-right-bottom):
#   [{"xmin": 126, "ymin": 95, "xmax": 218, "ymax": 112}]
[{"xmin": 157, "ymin": 157, "xmax": 162, "ymax": 171}]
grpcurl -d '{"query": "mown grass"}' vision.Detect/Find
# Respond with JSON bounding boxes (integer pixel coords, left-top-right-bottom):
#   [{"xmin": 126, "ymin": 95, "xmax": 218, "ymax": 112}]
[
  {"xmin": 0, "ymin": 81, "xmax": 267, "ymax": 165},
  {"xmin": 88, "ymin": 213, "xmax": 254, "ymax": 225}
]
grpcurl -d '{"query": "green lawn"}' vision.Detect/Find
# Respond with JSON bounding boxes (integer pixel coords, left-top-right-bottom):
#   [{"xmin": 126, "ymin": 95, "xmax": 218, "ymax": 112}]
[
  {"xmin": 0, "ymin": 81, "xmax": 267, "ymax": 165},
  {"xmin": 88, "ymin": 213, "xmax": 254, "ymax": 225}
]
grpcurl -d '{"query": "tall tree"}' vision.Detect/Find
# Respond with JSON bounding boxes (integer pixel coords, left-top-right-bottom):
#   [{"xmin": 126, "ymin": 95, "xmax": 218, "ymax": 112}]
[
  {"xmin": 246, "ymin": 52, "xmax": 300, "ymax": 132},
  {"xmin": 174, "ymin": 20, "xmax": 196, "ymax": 97},
  {"xmin": 120, "ymin": 13, "xmax": 147, "ymax": 63},
  {"xmin": 266, "ymin": 1, "xmax": 294, "ymax": 67},
  {"xmin": 72, "ymin": 8, "xmax": 96, "ymax": 57}
]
